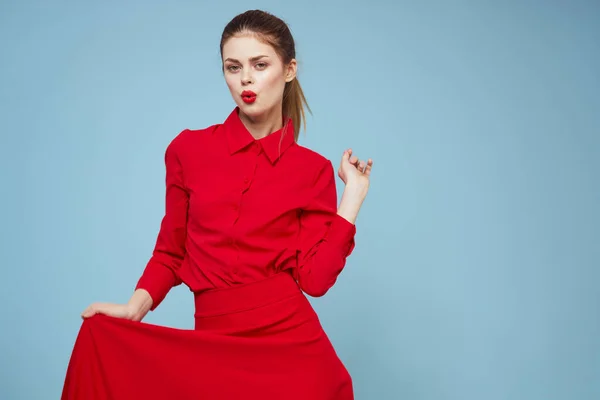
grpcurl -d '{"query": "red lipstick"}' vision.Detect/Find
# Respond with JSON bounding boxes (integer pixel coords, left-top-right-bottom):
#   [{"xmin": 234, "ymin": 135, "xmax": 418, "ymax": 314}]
[{"xmin": 241, "ymin": 90, "xmax": 257, "ymax": 104}]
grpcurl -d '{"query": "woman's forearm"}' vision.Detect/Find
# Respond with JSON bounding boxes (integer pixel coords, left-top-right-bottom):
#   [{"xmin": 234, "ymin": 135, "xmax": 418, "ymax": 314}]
[
  {"xmin": 127, "ymin": 289, "xmax": 154, "ymax": 321},
  {"xmin": 337, "ymin": 183, "xmax": 368, "ymax": 224}
]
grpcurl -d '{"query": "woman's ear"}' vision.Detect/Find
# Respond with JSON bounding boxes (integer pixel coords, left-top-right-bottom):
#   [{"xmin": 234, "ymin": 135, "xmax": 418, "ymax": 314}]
[{"xmin": 285, "ymin": 59, "xmax": 297, "ymax": 83}]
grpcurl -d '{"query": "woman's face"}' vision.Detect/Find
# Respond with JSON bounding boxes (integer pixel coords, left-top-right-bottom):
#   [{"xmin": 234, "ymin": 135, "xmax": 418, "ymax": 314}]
[{"xmin": 222, "ymin": 35, "xmax": 296, "ymax": 120}]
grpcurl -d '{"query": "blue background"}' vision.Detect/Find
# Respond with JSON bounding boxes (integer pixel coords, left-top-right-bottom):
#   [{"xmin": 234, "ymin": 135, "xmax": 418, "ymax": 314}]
[{"xmin": 1, "ymin": 1, "xmax": 599, "ymax": 399}]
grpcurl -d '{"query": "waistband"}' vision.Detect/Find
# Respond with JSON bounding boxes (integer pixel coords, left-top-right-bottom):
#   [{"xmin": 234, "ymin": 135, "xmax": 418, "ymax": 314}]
[{"xmin": 193, "ymin": 272, "xmax": 301, "ymax": 318}]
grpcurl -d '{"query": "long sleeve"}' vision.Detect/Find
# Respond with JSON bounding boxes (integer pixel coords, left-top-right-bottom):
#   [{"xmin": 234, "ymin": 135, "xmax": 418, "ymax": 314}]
[
  {"xmin": 135, "ymin": 139, "xmax": 189, "ymax": 310},
  {"xmin": 295, "ymin": 160, "xmax": 356, "ymax": 297}
]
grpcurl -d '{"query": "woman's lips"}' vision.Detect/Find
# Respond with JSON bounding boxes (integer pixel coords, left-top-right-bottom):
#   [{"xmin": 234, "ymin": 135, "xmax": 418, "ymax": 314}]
[{"xmin": 241, "ymin": 90, "xmax": 257, "ymax": 104}]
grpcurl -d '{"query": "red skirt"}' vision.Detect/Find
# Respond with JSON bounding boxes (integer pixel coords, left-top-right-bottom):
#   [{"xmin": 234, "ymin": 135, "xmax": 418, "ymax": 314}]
[{"xmin": 61, "ymin": 272, "xmax": 354, "ymax": 399}]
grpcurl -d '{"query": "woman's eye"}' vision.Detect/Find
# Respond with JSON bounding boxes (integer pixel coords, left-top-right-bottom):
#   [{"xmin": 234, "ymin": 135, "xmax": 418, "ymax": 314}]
[
  {"xmin": 255, "ymin": 62, "xmax": 267, "ymax": 69},
  {"xmin": 227, "ymin": 65, "xmax": 240, "ymax": 72}
]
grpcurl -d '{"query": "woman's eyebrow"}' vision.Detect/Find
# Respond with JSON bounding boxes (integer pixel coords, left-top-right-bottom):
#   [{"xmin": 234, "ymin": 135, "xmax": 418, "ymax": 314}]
[{"xmin": 224, "ymin": 55, "xmax": 269, "ymax": 63}]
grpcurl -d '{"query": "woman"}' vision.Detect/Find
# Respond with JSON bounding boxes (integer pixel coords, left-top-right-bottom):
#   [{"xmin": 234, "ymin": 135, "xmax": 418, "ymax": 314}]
[{"xmin": 63, "ymin": 9, "xmax": 373, "ymax": 400}]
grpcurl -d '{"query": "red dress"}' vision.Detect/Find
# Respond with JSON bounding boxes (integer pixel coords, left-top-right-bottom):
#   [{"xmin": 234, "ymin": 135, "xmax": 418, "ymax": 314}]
[{"xmin": 62, "ymin": 108, "xmax": 357, "ymax": 399}]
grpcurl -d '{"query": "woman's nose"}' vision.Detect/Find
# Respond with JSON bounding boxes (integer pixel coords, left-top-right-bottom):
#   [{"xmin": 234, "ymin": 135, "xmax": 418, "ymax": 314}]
[{"xmin": 241, "ymin": 70, "xmax": 253, "ymax": 85}]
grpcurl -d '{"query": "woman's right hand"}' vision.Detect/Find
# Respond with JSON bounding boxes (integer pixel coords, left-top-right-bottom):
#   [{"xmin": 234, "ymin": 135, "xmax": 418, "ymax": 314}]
[
  {"xmin": 81, "ymin": 289, "xmax": 152, "ymax": 321},
  {"xmin": 81, "ymin": 302, "xmax": 135, "ymax": 320}
]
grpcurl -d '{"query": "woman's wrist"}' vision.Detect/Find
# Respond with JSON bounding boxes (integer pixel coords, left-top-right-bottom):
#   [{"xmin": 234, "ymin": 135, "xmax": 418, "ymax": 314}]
[
  {"xmin": 127, "ymin": 289, "xmax": 153, "ymax": 321},
  {"xmin": 337, "ymin": 183, "xmax": 368, "ymax": 224},
  {"xmin": 343, "ymin": 181, "xmax": 369, "ymax": 200}
]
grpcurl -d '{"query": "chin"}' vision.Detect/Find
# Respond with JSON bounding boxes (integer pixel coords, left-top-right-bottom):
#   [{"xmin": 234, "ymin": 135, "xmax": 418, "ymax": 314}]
[{"xmin": 238, "ymin": 102, "xmax": 268, "ymax": 118}]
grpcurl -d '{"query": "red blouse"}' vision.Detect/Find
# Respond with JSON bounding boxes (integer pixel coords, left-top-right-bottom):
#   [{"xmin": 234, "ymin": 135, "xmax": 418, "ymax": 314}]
[{"xmin": 135, "ymin": 108, "xmax": 356, "ymax": 310}]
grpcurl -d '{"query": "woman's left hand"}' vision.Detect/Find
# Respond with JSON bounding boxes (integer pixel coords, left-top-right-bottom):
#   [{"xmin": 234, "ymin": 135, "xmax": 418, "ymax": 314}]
[{"xmin": 338, "ymin": 148, "xmax": 373, "ymax": 190}]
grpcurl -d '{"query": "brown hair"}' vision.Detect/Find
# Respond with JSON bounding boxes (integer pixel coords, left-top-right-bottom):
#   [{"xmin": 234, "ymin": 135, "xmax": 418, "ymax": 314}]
[{"xmin": 220, "ymin": 10, "xmax": 311, "ymax": 141}]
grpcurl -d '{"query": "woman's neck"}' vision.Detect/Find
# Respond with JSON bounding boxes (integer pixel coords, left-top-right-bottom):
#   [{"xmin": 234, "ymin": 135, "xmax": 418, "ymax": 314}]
[{"xmin": 238, "ymin": 105, "xmax": 283, "ymax": 140}]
